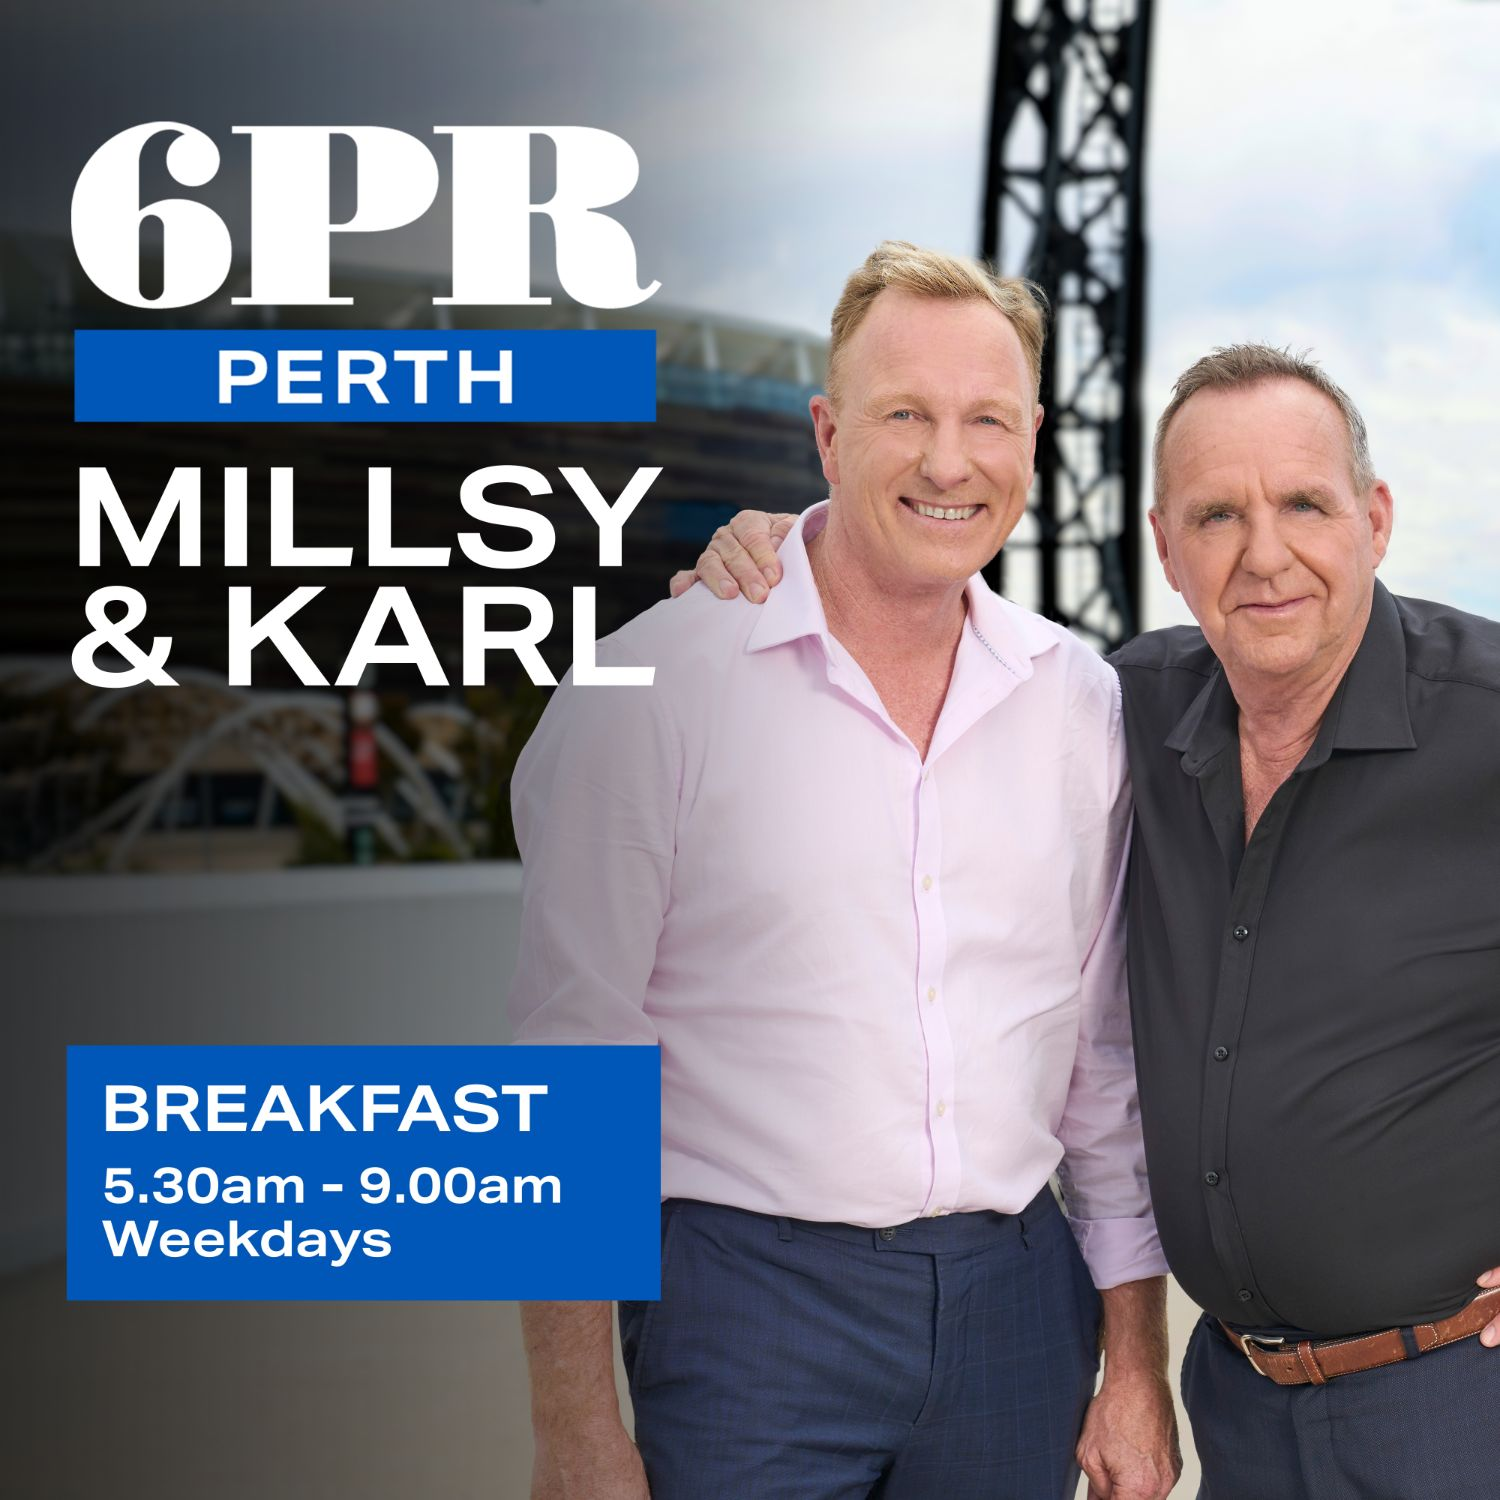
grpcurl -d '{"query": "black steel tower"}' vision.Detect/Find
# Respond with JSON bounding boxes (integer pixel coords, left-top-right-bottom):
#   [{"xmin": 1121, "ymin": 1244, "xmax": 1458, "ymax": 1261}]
[{"xmin": 981, "ymin": 0, "xmax": 1154, "ymax": 651}]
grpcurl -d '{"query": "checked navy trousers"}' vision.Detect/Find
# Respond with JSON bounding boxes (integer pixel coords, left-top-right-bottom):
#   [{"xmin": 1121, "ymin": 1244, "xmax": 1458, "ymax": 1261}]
[
  {"xmin": 618, "ymin": 1184, "xmax": 1101, "ymax": 1499},
  {"xmin": 1185, "ymin": 1310, "xmax": 1500, "ymax": 1498}
]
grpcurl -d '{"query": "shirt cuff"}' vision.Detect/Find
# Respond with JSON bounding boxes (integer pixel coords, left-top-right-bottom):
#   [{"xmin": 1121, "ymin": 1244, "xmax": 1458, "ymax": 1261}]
[{"xmin": 1065, "ymin": 1212, "xmax": 1170, "ymax": 1290}]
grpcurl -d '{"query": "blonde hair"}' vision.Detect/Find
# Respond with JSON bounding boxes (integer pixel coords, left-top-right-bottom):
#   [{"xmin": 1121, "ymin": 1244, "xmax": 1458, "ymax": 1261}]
[
  {"xmin": 826, "ymin": 240, "xmax": 1047, "ymax": 405},
  {"xmin": 1153, "ymin": 344, "xmax": 1376, "ymax": 505}
]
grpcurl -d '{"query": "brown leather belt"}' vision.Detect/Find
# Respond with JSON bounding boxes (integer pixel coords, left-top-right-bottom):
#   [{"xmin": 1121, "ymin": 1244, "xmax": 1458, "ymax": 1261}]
[{"xmin": 1219, "ymin": 1287, "xmax": 1500, "ymax": 1385}]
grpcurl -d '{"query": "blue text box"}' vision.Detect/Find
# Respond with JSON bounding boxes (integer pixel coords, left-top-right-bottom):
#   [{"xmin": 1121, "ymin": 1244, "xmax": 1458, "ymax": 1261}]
[
  {"xmin": 67, "ymin": 1044, "xmax": 661, "ymax": 1301},
  {"xmin": 73, "ymin": 330, "xmax": 657, "ymax": 422}
]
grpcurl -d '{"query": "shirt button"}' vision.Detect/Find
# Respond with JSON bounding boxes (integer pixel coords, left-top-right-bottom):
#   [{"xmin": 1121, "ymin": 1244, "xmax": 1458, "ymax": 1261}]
[
  {"xmin": 1232, "ymin": 924, "xmax": 1250, "ymax": 941},
  {"xmin": 926, "ymin": 986, "xmax": 937, "ymax": 1003},
  {"xmin": 1237, "ymin": 1289, "xmax": 1254, "ymax": 1303},
  {"xmin": 1204, "ymin": 1171, "xmax": 1221, "ymax": 1186},
  {"xmin": 922, "ymin": 875, "xmax": 933, "ymax": 892},
  {"xmin": 1213, "ymin": 1046, "xmax": 1229, "ymax": 1061},
  {"xmin": 879, "ymin": 1227, "xmax": 896, "ymax": 1242},
  {"xmin": 936, "ymin": 1100, "xmax": 947, "ymax": 1117}
]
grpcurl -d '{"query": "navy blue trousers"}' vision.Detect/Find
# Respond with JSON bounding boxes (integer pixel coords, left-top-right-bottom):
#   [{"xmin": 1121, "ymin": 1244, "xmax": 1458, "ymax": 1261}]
[
  {"xmin": 618, "ymin": 1186, "xmax": 1101, "ymax": 1500},
  {"xmin": 1184, "ymin": 1312, "xmax": 1500, "ymax": 1498}
]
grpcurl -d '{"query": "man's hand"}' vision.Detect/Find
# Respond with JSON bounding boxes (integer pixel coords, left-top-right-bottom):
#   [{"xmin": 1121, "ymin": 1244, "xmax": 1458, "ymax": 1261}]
[
  {"xmin": 531, "ymin": 1421, "xmax": 651, "ymax": 1500},
  {"xmin": 1076, "ymin": 1368, "xmax": 1181, "ymax": 1500},
  {"xmin": 1475, "ymin": 1267, "xmax": 1500, "ymax": 1346},
  {"xmin": 1076, "ymin": 1277, "xmax": 1180, "ymax": 1499},
  {"xmin": 521, "ymin": 1301, "xmax": 650, "ymax": 1499},
  {"xmin": 667, "ymin": 510, "xmax": 797, "ymax": 602}
]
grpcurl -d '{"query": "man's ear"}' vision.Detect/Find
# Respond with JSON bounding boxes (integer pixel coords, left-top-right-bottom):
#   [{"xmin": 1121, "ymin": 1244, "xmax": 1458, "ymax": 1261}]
[
  {"xmin": 1148, "ymin": 507, "xmax": 1182, "ymax": 594},
  {"xmin": 1367, "ymin": 480, "xmax": 1394, "ymax": 569},
  {"xmin": 810, "ymin": 394, "xmax": 839, "ymax": 488},
  {"xmin": 1027, "ymin": 403, "xmax": 1044, "ymax": 474}
]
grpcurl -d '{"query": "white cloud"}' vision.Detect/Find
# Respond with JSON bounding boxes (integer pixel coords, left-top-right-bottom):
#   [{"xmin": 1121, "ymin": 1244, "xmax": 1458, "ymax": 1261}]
[
  {"xmin": 1149, "ymin": 0, "xmax": 1500, "ymax": 290},
  {"xmin": 1140, "ymin": 0, "xmax": 1500, "ymax": 628},
  {"xmin": 10, "ymin": 0, "xmax": 1500, "ymax": 631},
  {"xmin": 1141, "ymin": 285, "xmax": 1500, "ymax": 628}
]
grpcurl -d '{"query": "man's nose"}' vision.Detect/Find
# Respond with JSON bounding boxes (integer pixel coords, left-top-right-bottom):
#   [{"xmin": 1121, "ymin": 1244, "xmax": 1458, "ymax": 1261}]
[
  {"xmin": 1239, "ymin": 512, "xmax": 1296, "ymax": 577},
  {"xmin": 918, "ymin": 421, "xmax": 975, "ymax": 491}
]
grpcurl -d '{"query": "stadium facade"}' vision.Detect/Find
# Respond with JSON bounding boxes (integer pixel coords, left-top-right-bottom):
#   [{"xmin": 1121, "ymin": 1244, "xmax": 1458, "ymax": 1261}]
[{"xmin": 0, "ymin": 231, "xmax": 828, "ymax": 870}]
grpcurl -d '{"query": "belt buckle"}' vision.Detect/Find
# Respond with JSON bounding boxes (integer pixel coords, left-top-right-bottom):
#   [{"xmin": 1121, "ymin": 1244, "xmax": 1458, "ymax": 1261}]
[{"xmin": 1236, "ymin": 1331, "xmax": 1285, "ymax": 1377}]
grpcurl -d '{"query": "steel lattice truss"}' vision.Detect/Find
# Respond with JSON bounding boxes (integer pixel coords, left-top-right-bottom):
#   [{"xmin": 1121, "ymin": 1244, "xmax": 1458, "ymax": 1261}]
[{"xmin": 981, "ymin": 0, "xmax": 1153, "ymax": 651}]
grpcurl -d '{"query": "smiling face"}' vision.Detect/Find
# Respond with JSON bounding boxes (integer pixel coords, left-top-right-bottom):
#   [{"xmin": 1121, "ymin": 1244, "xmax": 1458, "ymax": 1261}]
[
  {"xmin": 1150, "ymin": 378, "xmax": 1394, "ymax": 693},
  {"xmin": 809, "ymin": 288, "xmax": 1042, "ymax": 591}
]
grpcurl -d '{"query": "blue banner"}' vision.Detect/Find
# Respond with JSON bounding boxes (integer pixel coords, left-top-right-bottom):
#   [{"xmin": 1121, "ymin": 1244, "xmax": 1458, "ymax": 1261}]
[
  {"xmin": 73, "ymin": 329, "xmax": 657, "ymax": 422},
  {"xmin": 67, "ymin": 1044, "xmax": 661, "ymax": 1301}
]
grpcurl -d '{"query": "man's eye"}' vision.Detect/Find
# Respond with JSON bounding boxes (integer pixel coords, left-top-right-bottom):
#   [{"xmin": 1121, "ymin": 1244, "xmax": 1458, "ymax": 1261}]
[
  {"xmin": 977, "ymin": 415, "xmax": 1000, "ymax": 426},
  {"xmin": 1290, "ymin": 499, "xmax": 1320, "ymax": 513},
  {"xmin": 889, "ymin": 409, "xmax": 914, "ymax": 421}
]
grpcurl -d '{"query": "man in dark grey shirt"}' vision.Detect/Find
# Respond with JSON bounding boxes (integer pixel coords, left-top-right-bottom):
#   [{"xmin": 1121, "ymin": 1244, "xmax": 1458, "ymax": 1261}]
[
  {"xmin": 1117, "ymin": 567, "xmax": 1500, "ymax": 1340},
  {"xmin": 1109, "ymin": 345, "xmax": 1500, "ymax": 1496},
  {"xmin": 678, "ymin": 343, "xmax": 1500, "ymax": 1496}
]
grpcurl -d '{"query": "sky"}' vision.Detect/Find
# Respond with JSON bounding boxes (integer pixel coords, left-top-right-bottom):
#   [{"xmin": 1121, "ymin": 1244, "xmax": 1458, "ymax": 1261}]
[
  {"xmin": 1141, "ymin": 0, "xmax": 1500, "ymax": 627},
  {"xmin": 5, "ymin": 0, "xmax": 1499, "ymax": 626}
]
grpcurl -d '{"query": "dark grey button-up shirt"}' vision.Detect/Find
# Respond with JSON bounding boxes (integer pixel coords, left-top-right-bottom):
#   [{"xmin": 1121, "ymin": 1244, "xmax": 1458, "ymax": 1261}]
[{"xmin": 1112, "ymin": 581, "xmax": 1500, "ymax": 1336}]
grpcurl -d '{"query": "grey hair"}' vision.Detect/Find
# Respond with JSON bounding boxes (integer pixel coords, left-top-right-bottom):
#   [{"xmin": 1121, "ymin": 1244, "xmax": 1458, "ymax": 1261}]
[{"xmin": 1151, "ymin": 344, "xmax": 1376, "ymax": 506}]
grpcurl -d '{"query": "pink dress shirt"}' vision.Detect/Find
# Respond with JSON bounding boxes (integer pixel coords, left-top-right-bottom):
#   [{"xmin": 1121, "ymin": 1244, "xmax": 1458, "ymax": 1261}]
[{"xmin": 510, "ymin": 502, "xmax": 1166, "ymax": 1289}]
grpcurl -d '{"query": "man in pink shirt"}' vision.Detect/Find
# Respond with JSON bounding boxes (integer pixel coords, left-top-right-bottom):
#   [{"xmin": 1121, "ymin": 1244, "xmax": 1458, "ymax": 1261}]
[{"xmin": 510, "ymin": 242, "xmax": 1179, "ymax": 1500}]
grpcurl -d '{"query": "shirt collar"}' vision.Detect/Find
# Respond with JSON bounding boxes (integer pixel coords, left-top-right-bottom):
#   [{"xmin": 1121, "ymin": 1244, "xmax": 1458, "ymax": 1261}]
[
  {"xmin": 1322, "ymin": 579, "xmax": 1418, "ymax": 754},
  {"xmin": 742, "ymin": 503, "xmax": 832, "ymax": 655},
  {"xmin": 1164, "ymin": 579, "xmax": 1417, "ymax": 775},
  {"xmin": 1162, "ymin": 666, "xmax": 1236, "ymax": 775},
  {"xmin": 745, "ymin": 499, "xmax": 1061, "ymax": 682}
]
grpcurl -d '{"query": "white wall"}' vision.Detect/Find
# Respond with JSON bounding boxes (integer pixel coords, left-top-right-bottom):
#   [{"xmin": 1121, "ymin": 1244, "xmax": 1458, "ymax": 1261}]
[
  {"xmin": 0, "ymin": 865, "xmax": 1201, "ymax": 1496},
  {"xmin": 1, "ymin": 864, "xmax": 522, "ymax": 1274}
]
